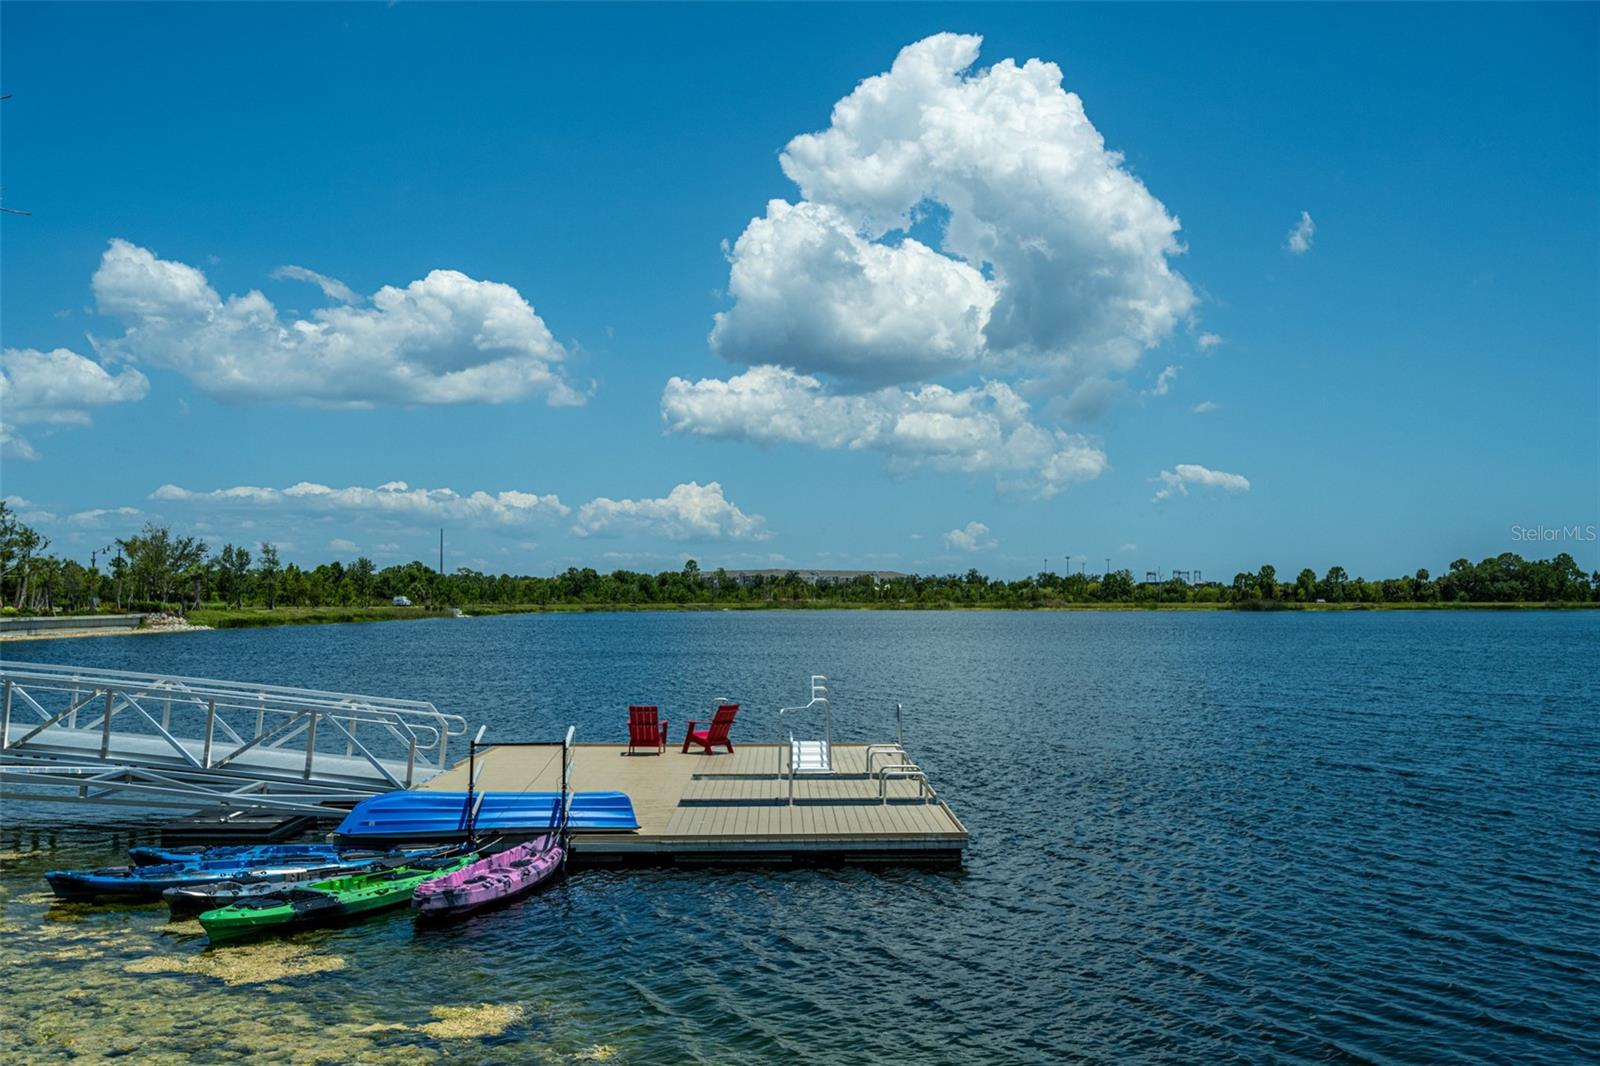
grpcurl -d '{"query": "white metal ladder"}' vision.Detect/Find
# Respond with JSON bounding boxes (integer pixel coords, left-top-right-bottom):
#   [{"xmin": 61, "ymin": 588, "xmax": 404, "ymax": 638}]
[{"xmin": 779, "ymin": 674, "xmax": 832, "ymax": 805}]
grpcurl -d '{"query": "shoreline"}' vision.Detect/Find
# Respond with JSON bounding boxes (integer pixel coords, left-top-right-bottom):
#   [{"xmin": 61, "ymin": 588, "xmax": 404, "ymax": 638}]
[
  {"xmin": 0, "ymin": 621, "xmax": 212, "ymax": 644},
  {"xmin": 3, "ymin": 599, "xmax": 1594, "ymax": 641}
]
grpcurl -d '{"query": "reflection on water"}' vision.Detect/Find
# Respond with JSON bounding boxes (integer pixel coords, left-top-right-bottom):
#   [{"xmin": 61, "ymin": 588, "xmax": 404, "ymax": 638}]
[{"xmin": 3, "ymin": 611, "xmax": 1598, "ymax": 1063}]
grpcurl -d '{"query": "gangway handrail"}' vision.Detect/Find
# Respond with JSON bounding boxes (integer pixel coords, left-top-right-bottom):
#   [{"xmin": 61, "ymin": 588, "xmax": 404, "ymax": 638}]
[
  {"xmin": 0, "ymin": 662, "xmax": 476, "ymax": 812},
  {"xmin": 0, "ymin": 667, "xmax": 466, "ymax": 766},
  {"xmin": 1, "ymin": 665, "xmax": 464, "ymax": 735},
  {"xmin": 0, "ymin": 663, "xmax": 447, "ymax": 713}
]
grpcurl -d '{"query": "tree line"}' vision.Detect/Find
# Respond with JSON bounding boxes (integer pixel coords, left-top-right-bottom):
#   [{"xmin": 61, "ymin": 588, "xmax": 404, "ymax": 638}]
[{"xmin": 0, "ymin": 503, "xmax": 1595, "ymax": 615}]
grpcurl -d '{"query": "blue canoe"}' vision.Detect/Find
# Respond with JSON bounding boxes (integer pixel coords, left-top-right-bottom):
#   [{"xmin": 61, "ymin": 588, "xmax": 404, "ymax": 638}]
[
  {"xmin": 333, "ymin": 790, "xmax": 638, "ymax": 845},
  {"xmin": 130, "ymin": 843, "xmax": 406, "ymax": 868},
  {"xmin": 45, "ymin": 847, "xmax": 440, "ymax": 901}
]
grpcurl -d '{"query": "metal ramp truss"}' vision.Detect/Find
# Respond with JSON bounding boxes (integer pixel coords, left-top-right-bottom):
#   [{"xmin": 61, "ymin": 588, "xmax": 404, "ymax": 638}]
[{"xmin": 0, "ymin": 663, "xmax": 469, "ymax": 816}]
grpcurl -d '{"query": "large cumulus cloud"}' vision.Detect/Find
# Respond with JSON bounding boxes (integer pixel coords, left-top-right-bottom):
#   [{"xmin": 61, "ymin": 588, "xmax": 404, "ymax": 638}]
[
  {"xmin": 714, "ymin": 32, "xmax": 1194, "ymax": 383},
  {"xmin": 671, "ymin": 34, "xmax": 1194, "ymax": 495},
  {"xmin": 92, "ymin": 239, "xmax": 584, "ymax": 408}
]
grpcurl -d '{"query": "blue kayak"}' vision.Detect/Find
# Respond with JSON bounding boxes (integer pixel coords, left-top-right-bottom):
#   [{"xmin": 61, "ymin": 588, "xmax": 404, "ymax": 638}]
[
  {"xmin": 130, "ymin": 843, "xmax": 406, "ymax": 868},
  {"xmin": 45, "ymin": 847, "xmax": 440, "ymax": 901},
  {"xmin": 334, "ymin": 790, "xmax": 638, "ymax": 845}
]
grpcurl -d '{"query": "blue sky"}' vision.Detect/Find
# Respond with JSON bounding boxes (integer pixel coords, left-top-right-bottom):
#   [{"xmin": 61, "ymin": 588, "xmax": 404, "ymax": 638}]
[{"xmin": 2, "ymin": 3, "xmax": 1596, "ymax": 579}]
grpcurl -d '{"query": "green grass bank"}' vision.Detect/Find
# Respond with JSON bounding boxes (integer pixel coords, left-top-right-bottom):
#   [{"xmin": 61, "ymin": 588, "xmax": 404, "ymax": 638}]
[{"xmin": 182, "ymin": 599, "xmax": 1598, "ymax": 631}]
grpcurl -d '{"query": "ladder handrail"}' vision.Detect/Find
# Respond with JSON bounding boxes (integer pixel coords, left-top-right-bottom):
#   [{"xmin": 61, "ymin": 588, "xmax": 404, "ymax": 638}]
[
  {"xmin": 776, "ymin": 674, "xmax": 831, "ymax": 744},
  {"xmin": 778, "ymin": 674, "xmax": 833, "ymax": 801}
]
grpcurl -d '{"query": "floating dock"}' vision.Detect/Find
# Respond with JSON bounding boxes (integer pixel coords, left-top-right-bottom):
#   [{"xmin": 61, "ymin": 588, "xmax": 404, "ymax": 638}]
[
  {"xmin": 2, "ymin": 663, "xmax": 967, "ymax": 867},
  {"xmin": 421, "ymin": 743, "xmax": 968, "ymax": 868}
]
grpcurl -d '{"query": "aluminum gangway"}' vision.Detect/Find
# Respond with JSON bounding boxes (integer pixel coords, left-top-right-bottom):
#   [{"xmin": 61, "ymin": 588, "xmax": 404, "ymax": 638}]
[{"xmin": 0, "ymin": 662, "xmax": 469, "ymax": 816}]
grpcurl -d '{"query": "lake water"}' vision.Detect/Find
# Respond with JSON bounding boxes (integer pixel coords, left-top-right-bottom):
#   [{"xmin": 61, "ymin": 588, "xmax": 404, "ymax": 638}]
[{"xmin": 3, "ymin": 611, "xmax": 1597, "ymax": 1063}]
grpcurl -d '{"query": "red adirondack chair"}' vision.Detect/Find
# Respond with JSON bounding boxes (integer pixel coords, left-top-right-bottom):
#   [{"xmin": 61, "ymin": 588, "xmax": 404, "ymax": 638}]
[
  {"xmin": 682, "ymin": 703, "xmax": 738, "ymax": 755},
  {"xmin": 628, "ymin": 705, "xmax": 669, "ymax": 754}
]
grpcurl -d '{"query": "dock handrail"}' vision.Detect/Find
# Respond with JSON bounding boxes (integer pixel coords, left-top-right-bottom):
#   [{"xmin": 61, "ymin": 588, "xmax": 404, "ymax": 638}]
[
  {"xmin": 876, "ymin": 763, "xmax": 932, "ymax": 803},
  {"xmin": 865, "ymin": 743, "xmax": 907, "ymax": 774}
]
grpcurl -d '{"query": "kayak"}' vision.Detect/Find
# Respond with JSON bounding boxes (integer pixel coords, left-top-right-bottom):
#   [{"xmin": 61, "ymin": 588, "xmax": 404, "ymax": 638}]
[
  {"xmin": 165, "ymin": 871, "xmax": 361, "ymax": 918},
  {"xmin": 413, "ymin": 836, "xmax": 563, "ymax": 921},
  {"xmin": 198, "ymin": 854, "xmax": 475, "ymax": 942},
  {"xmin": 45, "ymin": 848, "xmax": 439, "ymax": 902},
  {"xmin": 131, "ymin": 843, "xmax": 408, "ymax": 868},
  {"xmin": 161, "ymin": 848, "xmax": 445, "ymax": 917}
]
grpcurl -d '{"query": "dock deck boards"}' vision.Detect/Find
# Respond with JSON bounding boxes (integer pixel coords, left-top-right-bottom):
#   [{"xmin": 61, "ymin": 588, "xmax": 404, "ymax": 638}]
[{"xmin": 422, "ymin": 742, "xmax": 967, "ymax": 866}]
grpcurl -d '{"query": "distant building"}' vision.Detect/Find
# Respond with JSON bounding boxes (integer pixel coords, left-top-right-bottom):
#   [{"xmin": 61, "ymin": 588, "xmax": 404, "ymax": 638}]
[{"xmin": 716, "ymin": 568, "xmax": 908, "ymax": 587}]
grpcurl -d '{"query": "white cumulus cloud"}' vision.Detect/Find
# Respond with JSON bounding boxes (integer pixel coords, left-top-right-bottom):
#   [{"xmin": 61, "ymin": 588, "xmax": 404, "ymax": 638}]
[
  {"xmin": 756, "ymin": 32, "xmax": 1194, "ymax": 382},
  {"xmin": 0, "ymin": 346, "xmax": 149, "ymax": 459},
  {"xmin": 669, "ymin": 33, "xmax": 1191, "ymax": 496},
  {"xmin": 710, "ymin": 199, "xmax": 994, "ymax": 384},
  {"xmin": 1197, "ymin": 332, "xmax": 1223, "ymax": 350},
  {"xmin": 1192, "ymin": 400, "xmax": 1220, "ymax": 414},
  {"xmin": 572, "ymin": 481, "xmax": 770, "ymax": 541},
  {"xmin": 92, "ymin": 239, "xmax": 584, "ymax": 408},
  {"xmin": 662, "ymin": 366, "xmax": 1107, "ymax": 498},
  {"xmin": 149, "ymin": 480, "xmax": 569, "ymax": 524},
  {"xmin": 1152, "ymin": 463, "xmax": 1251, "ymax": 503},
  {"xmin": 943, "ymin": 521, "xmax": 996, "ymax": 553},
  {"xmin": 1287, "ymin": 211, "xmax": 1316, "ymax": 255}
]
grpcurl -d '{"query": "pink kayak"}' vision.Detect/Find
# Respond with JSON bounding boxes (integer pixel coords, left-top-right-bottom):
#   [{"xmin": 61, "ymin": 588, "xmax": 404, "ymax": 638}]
[{"xmin": 411, "ymin": 835, "xmax": 563, "ymax": 920}]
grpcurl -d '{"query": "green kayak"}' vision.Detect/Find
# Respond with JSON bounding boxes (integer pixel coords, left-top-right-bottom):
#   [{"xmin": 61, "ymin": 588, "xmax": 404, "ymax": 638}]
[{"xmin": 198, "ymin": 854, "xmax": 474, "ymax": 943}]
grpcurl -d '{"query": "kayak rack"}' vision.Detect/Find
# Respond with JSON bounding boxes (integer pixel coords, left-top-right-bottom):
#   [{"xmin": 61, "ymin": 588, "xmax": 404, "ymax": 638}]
[{"xmin": 465, "ymin": 726, "xmax": 576, "ymax": 846}]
